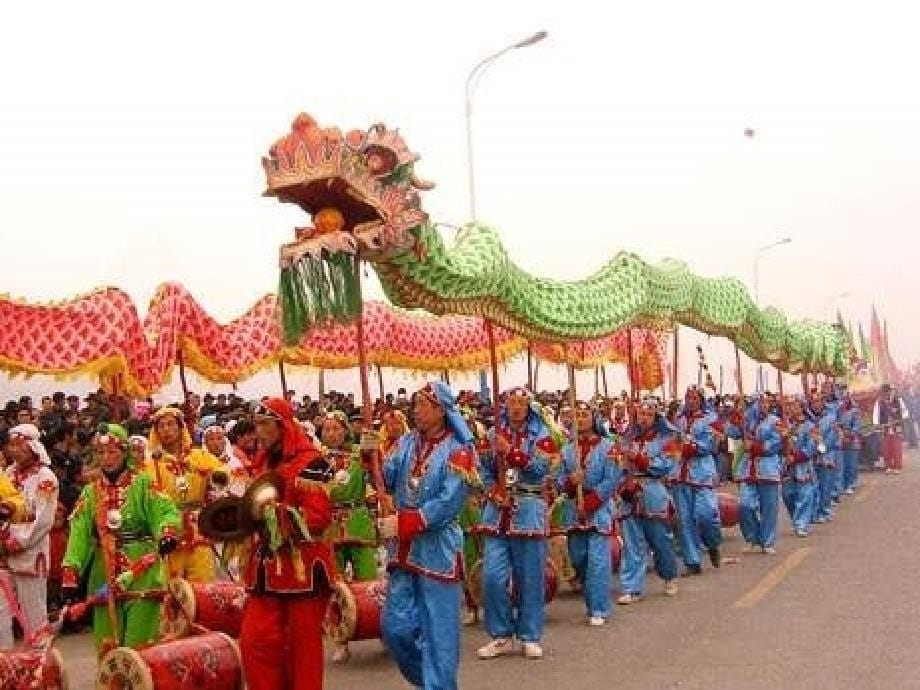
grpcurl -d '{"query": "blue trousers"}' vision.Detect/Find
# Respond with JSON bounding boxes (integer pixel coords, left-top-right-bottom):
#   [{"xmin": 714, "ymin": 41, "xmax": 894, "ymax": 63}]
[
  {"xmin": 567, "ymin": 531, "xmax": 611, "ymax": 618},
  {"xmin": 815, "ymin": 466, "xmax": 836, "ymax": 520},
  {"xmin": 482, "ymin": 536, "xmax": 547, "ymax": 642},
  {"xmin": 619, "ymin": 516, "xmax": 678, "ymax": 595},
  {"xmin": 382, "ymin": 568, "xmax": 461, "ymax": 690},
  {"xmin": 671, "ymin": 484, "xmax": 722, "ymax": 567},
  {"xmin": 841, "ymin": 449, "xmax": 859, "ymax": 491},
  {"xmin": 781, "ymin": 480, "xmax": 815, "ymax": 533},
  {"xmin": 739, "ymin": 482, "xmax": 779, "ymax": 548}
]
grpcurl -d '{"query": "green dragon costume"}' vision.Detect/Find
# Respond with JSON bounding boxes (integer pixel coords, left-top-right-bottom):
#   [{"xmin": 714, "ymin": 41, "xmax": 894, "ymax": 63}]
[{"xmin": 265, "ymin": 113, "xmax": 849, "ymax": 377}]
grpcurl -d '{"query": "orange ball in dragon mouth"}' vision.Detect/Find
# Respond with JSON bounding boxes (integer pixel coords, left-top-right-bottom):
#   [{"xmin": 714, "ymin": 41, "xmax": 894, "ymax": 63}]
[{"xmin": 314, "ymin": 207, "xmax": 346, "ymax": 235}]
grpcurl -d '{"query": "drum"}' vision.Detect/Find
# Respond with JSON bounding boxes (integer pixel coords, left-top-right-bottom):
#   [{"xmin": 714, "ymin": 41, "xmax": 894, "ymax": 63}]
[
  {"xmin": 160, "ymin": 579, "xmax": 246, "ymax": 638},
  {"xmin": 717, "ymin": 491, "xmax": 740, "ymax": 528},
  {"xmin": 323, "ymin": 579, "xmax": 388, "ymax": 644},
  {"xmin": 0, "ymin": 648, "xmax": 68, "ymax": 690},
  {"xmin": 465, "ymin": 559, "xmax": 557, "ymax": 607},
  {"xmin": 96, "ymin": 632, "xmax": 242, "ymax": 690}
]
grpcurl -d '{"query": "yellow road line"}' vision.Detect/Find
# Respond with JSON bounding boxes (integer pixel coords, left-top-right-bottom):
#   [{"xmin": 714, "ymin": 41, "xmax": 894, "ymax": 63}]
[
  {"xmin": 855, "ymin": 477, "xmax": 878, "ymax": 504},
  {"xmin": 732, "ymin": 547, "xmax": 811, "ymax": 609}
]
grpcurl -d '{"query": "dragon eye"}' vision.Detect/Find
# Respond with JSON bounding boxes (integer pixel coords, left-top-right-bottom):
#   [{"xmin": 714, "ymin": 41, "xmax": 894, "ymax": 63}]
[{"xmin": 364, "ymin": 145, "xmax": 397, "ymax": 177}]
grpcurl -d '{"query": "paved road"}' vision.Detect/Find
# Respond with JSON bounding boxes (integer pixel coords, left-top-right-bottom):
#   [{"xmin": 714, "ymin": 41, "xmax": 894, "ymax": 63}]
[{"xmin": 57, "ymin": 455, "xmax": 919, "ymax": 689}]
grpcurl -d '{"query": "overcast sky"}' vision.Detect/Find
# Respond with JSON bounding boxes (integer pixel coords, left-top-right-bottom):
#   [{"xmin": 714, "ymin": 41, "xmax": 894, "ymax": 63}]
[{"xmin": 1, "ymin": 1, "xmax": 917, "ymax": 401}]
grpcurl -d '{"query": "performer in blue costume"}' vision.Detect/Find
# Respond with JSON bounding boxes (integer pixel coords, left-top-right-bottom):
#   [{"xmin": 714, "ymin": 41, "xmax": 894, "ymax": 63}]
[
  {"xmin": 810, "ymin": 393, "xmax": 841, "ymax": 523},
  {"xmin": 557, "ymin": 400, "xmax": 623, "ymax": 626},
  {"xmin": 836, "ymin": 384, "xmax": 862, "ymax": 494},
  {"xmin": 739, "ymin": 392, "xmax": 784, "ymax": 554},
  {"xmin": 616, "ymin": 397, "xmax": 680, "ymax": 604},
  {"xmin": 381, "ymin": 381, "xmax": 480, "ymax": 690},
  {"xmin": 672, "ymin": 387, "xmax": 723, "ymax": 574},
  {"xmin": 476, "ymin": 387, "xmax": 560, "ymax": 661},
  {"xmin": 780, "ymin": 398, "xmax": 818, "ymax": 538}
]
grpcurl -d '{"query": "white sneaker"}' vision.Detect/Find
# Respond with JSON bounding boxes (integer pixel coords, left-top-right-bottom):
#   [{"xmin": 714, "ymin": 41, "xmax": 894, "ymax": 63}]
[
  {"xmin": 844, "ymin": 488, "xmax": 855, "ymax": 495},
  {"xmin": 763, "ymin": 546, "xmax": 777, "ymax": 555},
  {"xmin": 894, "ymin": 470, "xmax": 902, "ymax": 475},
  {"xmin": 795, "ymin": 529, "xmax": 808, "ymax": 538},
  {"xmin": 617, "ymin": 593, "xmax": 643, "ymax": 605},
  {"xmin": 522, "ymin": 642, "xmax": 543, "ymax": 659},
  {"xmin": 886, "ymin": 469, "xmax": 894, "ymax": 474},
  {"xmin": 588, "ymin": 616, "xmax": 606, "ymax": 627},
  {"xmin": 664, "ymin": 580, "xmax": 678, "ymax": 596},
  {"xmin": 742, "ymin": 543, "xmax": 759, "ymax": 553},
  {"xmin": 331, "ymin": 643, "xmax": 350, "ymax": 663},
  {"xmin": 477, "ymin": 638, "xmax": 514, "ymax": 660}
]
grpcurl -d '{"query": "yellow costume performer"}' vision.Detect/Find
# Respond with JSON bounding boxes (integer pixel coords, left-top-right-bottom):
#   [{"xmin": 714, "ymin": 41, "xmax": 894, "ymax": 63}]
[{"xmin": 145, "ymin": 407, "xmax": 227, "ymax": 583}]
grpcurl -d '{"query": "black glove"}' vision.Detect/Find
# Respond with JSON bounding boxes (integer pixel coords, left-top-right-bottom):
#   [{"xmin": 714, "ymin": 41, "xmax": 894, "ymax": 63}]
[
  {"xmin": 61, "ymin": 585, "xmax": 81, "ymax": 607},
  {"xmin": 299, "ymin": 458, "xmax": 334, "ymax": 483},
  {"xmin": 158, "ymin": 535, "xmax": 179, "ymax": 557}
]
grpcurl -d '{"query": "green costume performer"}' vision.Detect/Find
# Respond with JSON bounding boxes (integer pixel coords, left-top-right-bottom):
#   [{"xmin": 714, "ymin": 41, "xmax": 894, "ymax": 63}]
[
  {"xmin": 61, "ymin": 424, "xmax": 181, "ymax": 656},
  {"xmin": 322, "ymin": 411, "xmax": 377, "ymax": 663}
]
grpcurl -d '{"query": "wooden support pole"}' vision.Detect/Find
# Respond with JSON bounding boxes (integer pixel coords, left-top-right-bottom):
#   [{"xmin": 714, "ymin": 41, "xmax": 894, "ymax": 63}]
[
  {"xmin": 627, "ymin": 328, "xmax": 637, "ymax": 400},
  {"xmin": 278, "ymin": 360, "xmax": 289, "ymax": 397},
  {"xmin": 671, "ymin": 327, "xmax": 679, "ymax": 401},
  {"xmin": 526, "ymin": 344, "xmax": 534, "ymax": 390},
  {"xmin": 734, "ymin": 344, "xmax": 744, "ymax": 395},
  {"xmin": 176, "ymin": 348, "xmax": 190, "ymax": 401}
]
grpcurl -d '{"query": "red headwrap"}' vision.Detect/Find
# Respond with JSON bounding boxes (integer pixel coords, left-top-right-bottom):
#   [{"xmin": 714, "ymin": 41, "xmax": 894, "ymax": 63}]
[{"xmin": 253, "ymin": 398, "xmax": 316, "ymax": 461}]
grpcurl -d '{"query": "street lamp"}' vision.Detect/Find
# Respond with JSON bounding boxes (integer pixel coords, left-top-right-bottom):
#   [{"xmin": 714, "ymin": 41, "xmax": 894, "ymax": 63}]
[
  {"xmin": 749, "ymin": 235, "xmax": 791, "ymax": 393},
  {"xmin": 464, "ymin": 31, "xmax": 548, "ymax": 222},
  {"xmin": 753, "ymin": 236, "xmax": 792, "ymax": 303}
]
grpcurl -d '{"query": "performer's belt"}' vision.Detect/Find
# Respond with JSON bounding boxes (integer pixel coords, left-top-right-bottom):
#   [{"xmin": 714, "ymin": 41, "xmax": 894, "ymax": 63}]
[
  {"xmin": 179, "ymin": 502, "xmax": 203, "ymax": 510},
  {"xmin": 333, "ymin": 500, "xmax": 365, "ymax": 509},
  {"xmin": 511, "ymin": 484, "xmax": 545, "ymax": 498},
  {"xmin": 112, "ymin": 531, "xmax": 154, "ymax": 546}
]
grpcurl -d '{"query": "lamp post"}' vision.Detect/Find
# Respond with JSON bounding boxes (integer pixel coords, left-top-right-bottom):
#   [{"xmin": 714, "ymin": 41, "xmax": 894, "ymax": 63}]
[
  {"xmin": 464, "ymin": 31, "xmax": 548, "ymax": 409},
  {"xmin": 751, "ymin": 236, "xmax": 791, "ymax": 392},
  {"xmin": 753, "ymin": 236, "xmax": 792, "ymax": 304},
  {"xmin": 465, "ymin": 31, "xmax": 548, "ymax": 222}
]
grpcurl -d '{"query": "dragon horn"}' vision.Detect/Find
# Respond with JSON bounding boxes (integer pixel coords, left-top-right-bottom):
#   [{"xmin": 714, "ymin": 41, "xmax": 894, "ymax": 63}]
[{"xmin": 409, "ymin": 172, "xmax": 435, "ymax": 191}]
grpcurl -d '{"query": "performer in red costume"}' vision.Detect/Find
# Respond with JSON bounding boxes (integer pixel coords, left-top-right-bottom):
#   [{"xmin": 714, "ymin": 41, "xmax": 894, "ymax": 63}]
[{"xmin": 239, "ymin": 398, "xmax": 335, "ymax": 690}]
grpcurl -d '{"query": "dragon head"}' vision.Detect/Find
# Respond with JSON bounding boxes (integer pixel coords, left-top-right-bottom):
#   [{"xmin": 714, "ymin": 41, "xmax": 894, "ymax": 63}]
[
  {"xmin": 263, "ymin": 113, "xmax": 435, "ymax": 344},
  {"xmin": 264, "ymin": 113, "xmax": 433, "ymax": 264}
]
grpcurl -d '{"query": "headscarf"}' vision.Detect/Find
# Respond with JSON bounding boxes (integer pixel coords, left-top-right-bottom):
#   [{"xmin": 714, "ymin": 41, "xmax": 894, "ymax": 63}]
[
  {"xmin": 633, "ymin": 396, "xmax": 678, "ymax": 436},
  {"xmin": 148, "ymin": 406, "xmax": 193, "ymax": 454},
  {"xmin": 253, "ymin": 398, "xmax": 314, "ymax": 460},
  {"xmin": 203, "ymin": 424, "xmax": 234, "ymax": 460},
  {"xmin": 379, "ymin": 409, "xmax": 409, "ymax": 448},
  {"xmin": 8, "ymin": 424, "xmax": 51, "ymax": 466},
  {"xmin": 96, "ymin": 423, "xmax": 134, "ymax": 468},
  {"xmin": 417, "ymin": 382, "xmax": 474, "ymax": 445},
  {"xmin": 498, "ymin": 387, "xmax": 547, "ymax": 438}
]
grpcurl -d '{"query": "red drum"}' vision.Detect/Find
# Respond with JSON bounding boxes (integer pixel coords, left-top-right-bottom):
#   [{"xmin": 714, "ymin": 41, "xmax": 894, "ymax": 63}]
[
  {"xmin": 160, "ymin": 579, "xmax": 246, "ymax": 638},
  {"xmin": 96, "ymin": 632, "xmax": 242, "ymax": 690},
  {"xmin": 323, "ymin": 579, "xmax": 388, "ymax": 644},
  {"xmin": 0, "ymin": 648, "xmax": 68, "ymax": 690},
  {"xmin": 466, "ymin": 559, "xmax": 558, "ymax": 607},
  {"xmin": 717, "ymin": 491, "xmax": 740, "ymax": 528}
]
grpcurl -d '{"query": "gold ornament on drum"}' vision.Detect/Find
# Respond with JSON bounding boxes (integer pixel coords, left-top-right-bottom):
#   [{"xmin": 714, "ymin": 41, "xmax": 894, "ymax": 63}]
[{"xmin": 174, "ymin": 475, "xmax": 190, "ymax": 494}]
